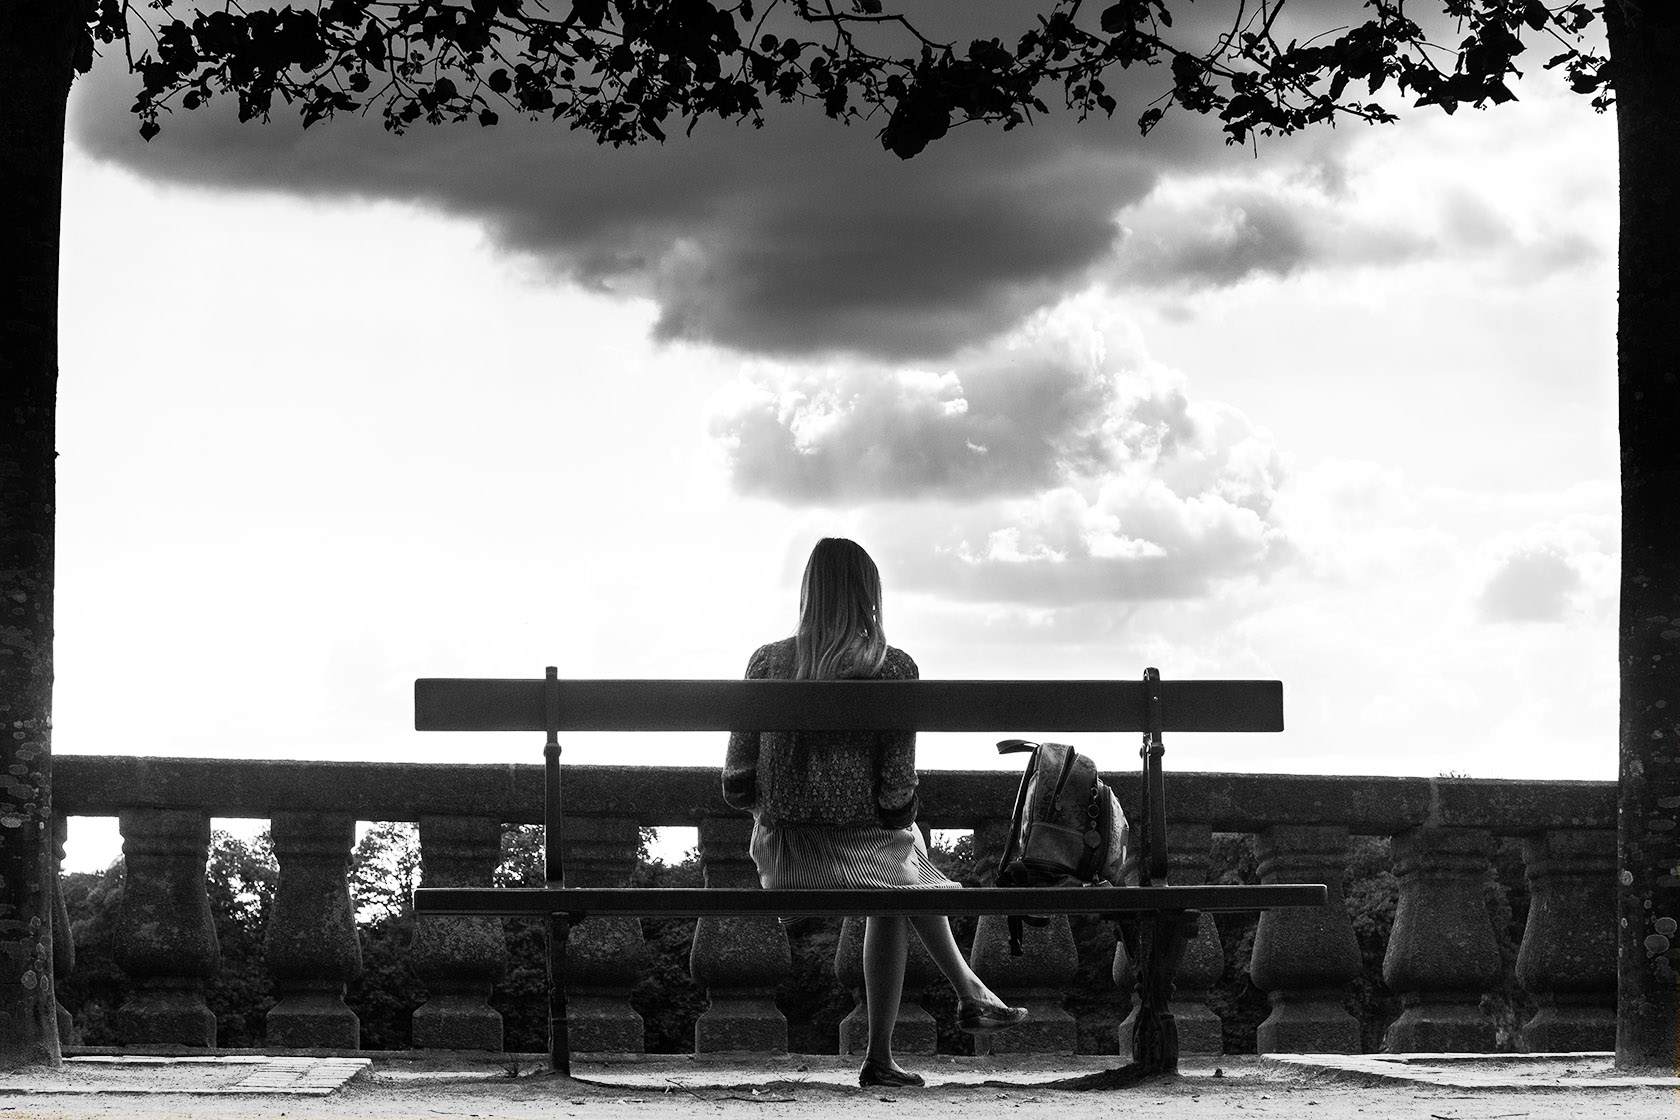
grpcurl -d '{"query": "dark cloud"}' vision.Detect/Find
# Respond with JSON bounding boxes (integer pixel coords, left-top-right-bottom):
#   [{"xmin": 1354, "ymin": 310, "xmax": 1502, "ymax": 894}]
[
  {"xmin": 67, "ymin": 13, "xmax": 1324, "ymax": 362},
  {"xmin": 1478, "ymin": 546, "xmax": 1583, "ymax": 623}
]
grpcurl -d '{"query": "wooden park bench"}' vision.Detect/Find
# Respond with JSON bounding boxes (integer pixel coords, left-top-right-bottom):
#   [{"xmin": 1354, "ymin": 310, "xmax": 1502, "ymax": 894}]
[{"xmin": 412, "ymin": 668, "xmax": 1327, "ymax": 1087}]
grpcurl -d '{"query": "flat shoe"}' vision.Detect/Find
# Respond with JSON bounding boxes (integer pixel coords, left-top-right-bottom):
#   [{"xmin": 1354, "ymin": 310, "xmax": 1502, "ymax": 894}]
[
  {"xmin": 859, "ymin": 1058, "xmax": 925, "ymax": 1088},
  {"xmin": 957, "ymin": 998, "xmax": 1029, "ymax": 1034}
]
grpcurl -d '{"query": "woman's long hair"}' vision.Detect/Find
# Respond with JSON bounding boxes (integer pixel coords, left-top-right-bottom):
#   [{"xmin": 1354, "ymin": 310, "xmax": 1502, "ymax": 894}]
[{"xmin": 793, "ymin": 538, "xmax": 889, "ymax": 680}]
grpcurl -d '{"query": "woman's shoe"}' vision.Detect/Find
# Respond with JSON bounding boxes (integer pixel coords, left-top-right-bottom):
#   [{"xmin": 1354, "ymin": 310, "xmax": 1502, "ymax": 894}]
[
  {"xmin": 858, "ymin": 1058, "xmax": 925, "ymax": 1088},
  {"xmin": 957, "ymin": 998, "xmax": 1029, "ymax": 1034}
]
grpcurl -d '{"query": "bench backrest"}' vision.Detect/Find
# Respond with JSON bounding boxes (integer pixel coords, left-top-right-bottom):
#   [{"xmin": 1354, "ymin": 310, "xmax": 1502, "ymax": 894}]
[{"xmin": 413, "ymin": 670, "xmax": 1284, "ymax": 887}]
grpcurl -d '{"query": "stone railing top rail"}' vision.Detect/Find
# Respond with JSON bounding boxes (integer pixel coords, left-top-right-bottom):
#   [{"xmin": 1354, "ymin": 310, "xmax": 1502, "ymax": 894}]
[{"xmin": 53, "ymin": 756, "xmax": 1614, "ymax": 836}]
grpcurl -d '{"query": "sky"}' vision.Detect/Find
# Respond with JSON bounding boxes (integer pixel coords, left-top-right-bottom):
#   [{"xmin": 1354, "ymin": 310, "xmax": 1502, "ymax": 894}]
[{"xmin": 53, "ymin": 8, "xmax": 1619, "ymax": 871}]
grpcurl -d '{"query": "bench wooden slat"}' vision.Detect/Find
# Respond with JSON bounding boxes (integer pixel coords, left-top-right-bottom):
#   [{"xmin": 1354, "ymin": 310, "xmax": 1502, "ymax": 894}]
[
  {"xmin": 413, "ymin": 883, "xmax": 1326, "ymax": 917},
  {"xmin": 414, "ymin": 678, "xmax": 1283, "ymax": 734}
]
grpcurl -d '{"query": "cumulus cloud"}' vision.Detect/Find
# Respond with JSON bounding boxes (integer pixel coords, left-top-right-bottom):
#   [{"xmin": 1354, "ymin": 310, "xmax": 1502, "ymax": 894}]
[
  {"xmin": 1475, "ymin": 520, "xmax": 1615, "ymax": 625},
  {"xmin": 1478, "ymin": 546, "xmax": 1583, "ymax": 622},
  {"xmin": 710, "ymin": 309, "xmax": 1291, "ymax": 604}
]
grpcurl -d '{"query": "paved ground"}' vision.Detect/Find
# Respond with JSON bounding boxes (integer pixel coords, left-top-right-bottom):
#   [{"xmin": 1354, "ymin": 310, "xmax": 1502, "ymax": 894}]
[{"xmin": 1, "ymin": 1052, "xmax": 1674, "ymax": 1120}]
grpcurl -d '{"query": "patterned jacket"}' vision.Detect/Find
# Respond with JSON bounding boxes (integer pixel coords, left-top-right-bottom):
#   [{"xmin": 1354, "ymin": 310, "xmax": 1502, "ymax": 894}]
[{"xmin": 720, "ymin": 637, "xmax": 920, "ymax": 829}]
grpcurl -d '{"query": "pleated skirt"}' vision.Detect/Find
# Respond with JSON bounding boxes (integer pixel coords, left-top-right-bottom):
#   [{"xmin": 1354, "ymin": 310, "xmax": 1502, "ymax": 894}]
[{"xmin": 750, "ymin": 820, "xmax": 960, "ymax": 890}]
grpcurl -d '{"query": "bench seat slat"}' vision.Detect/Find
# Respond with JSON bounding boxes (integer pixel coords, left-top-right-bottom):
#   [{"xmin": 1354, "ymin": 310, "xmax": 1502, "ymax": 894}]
[
  {"xmin": 414, "ymin": 884, "xmax": 1325, "ymax": 918},
  {"xmin": 414, "ymin": 679, "xmax": 1283, "ymax": 734}
]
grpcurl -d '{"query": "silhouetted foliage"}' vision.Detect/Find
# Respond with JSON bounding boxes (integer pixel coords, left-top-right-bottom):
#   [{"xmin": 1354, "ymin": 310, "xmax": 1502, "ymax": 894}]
[
  {"xmin": 202, "ymin": 831, "xmax": 279, "ymax": 1046},
  {"xmin": 81, "ymin": 1, "xmax": 1614, "ymax": 159},
  {"xmin": 55, "ymin": 862, "xmax": 127, "ymax": 1046}
]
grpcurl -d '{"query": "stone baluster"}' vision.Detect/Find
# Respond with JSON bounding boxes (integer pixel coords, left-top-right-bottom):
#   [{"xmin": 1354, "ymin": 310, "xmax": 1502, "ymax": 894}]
[
  {"xmin": 51, "ymin": 815, "xmax": 76, "ymax": 1045},
  {"xmin": 834, "ymin": 851, "xmax": 940, "ymax": 1056},
  {"xmin": 411, "ymin": 815, "xmax": 508, "ymax": 1050},
  {"xmin": 968, "ymin": 818, "xmax": 1078, "ymax": 1054},
  {"xmin": 1249, "ymin": 824, "xmax": 1362, "ymax": 1053},
  {"xmin": 265, "ymin": 812, "xmax": 362, "ymax": 1048},
  {"xmin": 1164, "ymin": 822, "xmax": 1224, "ymax": 1054},
  {"xmin": 1516, "ymin": 828, "xmax": 1616, "ymax": 1051},
  {"xmin": 1382, "ymin": 825, "xmax": 1502, "ymax": 1052},
  {"xmin": 560, "ymin": 815, "xmax": 647, "ymax": 1052},
  {"xmin": 112, "ymin": 809, "xmax": 219, "ymax": 1046},
  {"xmin": 690, "ymin": 816, "xmax": 790, "ymax": 1053}
]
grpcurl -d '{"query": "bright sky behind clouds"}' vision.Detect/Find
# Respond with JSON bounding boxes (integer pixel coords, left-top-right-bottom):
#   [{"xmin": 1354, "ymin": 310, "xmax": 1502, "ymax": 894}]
[{"xmin": 53, "ymin": 14, "xmax": 1619, "ymax": 869}]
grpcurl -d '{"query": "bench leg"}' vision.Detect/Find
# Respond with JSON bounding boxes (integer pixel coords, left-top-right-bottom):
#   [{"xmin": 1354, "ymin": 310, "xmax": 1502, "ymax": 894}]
[
  {"xmin": 546, "ymin": 915, "xmax": 572, "ymax": 1076},
  {"xmin": 1130, "ymin": 909, "xmax": 1200, "ymax": 1076},
  {"xmin": 1044, "ymin": 908, "xmax": 1200, "ymax": 1091}
]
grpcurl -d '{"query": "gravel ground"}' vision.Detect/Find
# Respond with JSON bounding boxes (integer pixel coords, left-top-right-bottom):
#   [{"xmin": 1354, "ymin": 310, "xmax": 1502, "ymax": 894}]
[{"xmin": 2, "ymin": 1055, "xmax": 1675, "ymax": 1120}]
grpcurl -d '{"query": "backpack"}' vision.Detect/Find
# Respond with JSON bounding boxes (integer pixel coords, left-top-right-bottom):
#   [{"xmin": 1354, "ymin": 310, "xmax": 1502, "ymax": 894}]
[{"xmin": 994, "ymin": 739, "xmax": 1129, "ymax": 955}]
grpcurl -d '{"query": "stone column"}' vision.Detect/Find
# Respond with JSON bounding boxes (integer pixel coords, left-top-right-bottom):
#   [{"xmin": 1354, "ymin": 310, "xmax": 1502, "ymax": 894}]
[
  {"xmin": 112, "ymin": 809, "xmax": 219, "ymax": 1046},
  {"xmin": 1382, "ymin": 825, "xmax": 1502, "ymax": 1052},
  {"xmin": 1250, "ymin": 824, "xmax": 1361, "ymax": 1053},
  {"xmin": 561, "ymin": 815, "xmax": 646, "ymax": 1052},
  {"xmin": 1516, "ymin": 828, "xmax": 1617, "ymax": 1051},
  {"xmin": 51, "ymin": 815, "xmax": 76, "ymax": 1045},
  {"xmin": 690, "ymin": 816, "xmax": 790, "ymax": 1053},
  {"xmin": 968, "ymin": 819, "xmax": 1078, "ymax": 1054},
  {"xmin": 411, "ymin": 815, "xmax": 507, "ymax": 1050},
  {"xmin": 265, "ymin": 812, "xmax": 362, "ymax": 1049}
]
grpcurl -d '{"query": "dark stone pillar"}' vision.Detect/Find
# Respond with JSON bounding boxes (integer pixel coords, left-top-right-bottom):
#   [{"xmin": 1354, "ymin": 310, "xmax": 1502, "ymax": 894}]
[
  {"xmin": 51, "ymin": 816, "xmax": 75, "ymax": 1045},
  {"xmin": 1382, "ymin": 825, "xmax": 1502, "ymax": 1052},
  {"xmin": 411, "ymin": 815, "xmax": 507, "ymax": 1050},
  {"xmin": 562, "ymin": 815, "xmax": 646, "ymax": 1052},
  {"xmin": 265, "ymin": 812, "xmax": 361, "ymax": 1049},
  {"xmin": 968, "ymin": 819, "xmax": 1077, "ymax": 1054},
  {"xmin": 112, "ymin": 809, "xmax": 219, "ymax": 1046},
  {"xmin": 691, "ymin": 817, "xmax": 790, "ymax": 1053},
  {"xmin": 1250, "ymin": 824, "xmax": 1361, "ymax": 1053},
  {"xmin": 1517, "ymin": 828, "xmax": 1617, "ymax": 1051}
]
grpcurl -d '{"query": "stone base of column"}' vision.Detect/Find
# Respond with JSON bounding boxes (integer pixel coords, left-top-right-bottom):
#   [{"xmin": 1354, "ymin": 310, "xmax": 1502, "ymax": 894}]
[
  {"xmin": 568, "ymin": 994, "xmax": 645, "ymax": 1053},
  {"xmin": 113, "ymin": 982, "xmax": 216, "ymax": 1048},
  {"xmin": 412, "ymin": 989, "xmax": 504, "ymax": 1051},
  {"xmin": 971, "ymin": 991, "xmax": 1074, "ymax": 1055},
  {"xmin": 1118, "ymin": 1004, "xmax": 1221, "ymax": 1056},
  {"xmin": 1383, "ymin": 996, "xmax": 1494, "ymax": 1053},
  {"xmin": 1519, "ymin": 998, "xmax": 1615, "ymax": 1053},
  {"xmin": 837, "ymin": 995, "xmax": 936, "ymax": 1055},
  {"xmin": 694, "ymin": 994, "xmax": 788, "ymax": 1053},
  {"xmin": 1257, "ymin": 988, "xmax": 1360, "ymax": 1054},
  {"xmin": 266, "ymin": 987, "xmax": 360, "ymax": 1049},
  {"xmin": 56, "ymin": 1001, "xmax": 77, "ymax": 1046}
]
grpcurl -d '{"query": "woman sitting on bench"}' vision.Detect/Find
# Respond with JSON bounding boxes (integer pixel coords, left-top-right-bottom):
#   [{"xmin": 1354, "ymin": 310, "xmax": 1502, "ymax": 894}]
[{"xmin": 721, "ymin": 537, "xmax": 1028, "ymax": 1089}]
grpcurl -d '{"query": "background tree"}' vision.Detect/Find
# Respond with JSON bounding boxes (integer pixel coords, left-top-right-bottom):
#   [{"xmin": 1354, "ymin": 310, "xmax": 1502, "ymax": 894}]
[{"xmin": 3, "ymin": 0, "xmax": 1673, "ymax": 1069}]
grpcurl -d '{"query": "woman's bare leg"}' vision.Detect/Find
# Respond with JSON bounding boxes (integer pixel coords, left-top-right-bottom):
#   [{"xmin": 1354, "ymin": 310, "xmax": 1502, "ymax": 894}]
[
  {"xmin": 908, "ymin": 914, "xmax": 1009, "ymax": 1006},
  {"xmin": 863, "ymin": 916, "xmax": 910, "ymax": 1067}
]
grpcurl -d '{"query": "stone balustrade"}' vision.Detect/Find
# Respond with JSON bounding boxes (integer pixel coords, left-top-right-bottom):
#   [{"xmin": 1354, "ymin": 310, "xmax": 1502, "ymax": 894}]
[{"xmin": 51, "ymin": 757, "xmax": 1616, "ymax": 1057}]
